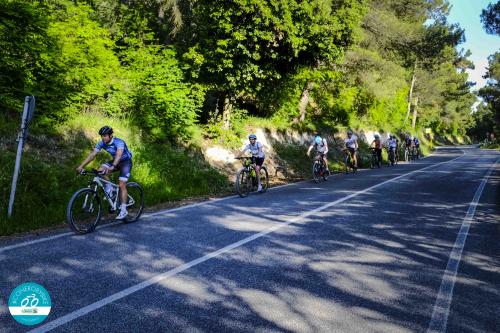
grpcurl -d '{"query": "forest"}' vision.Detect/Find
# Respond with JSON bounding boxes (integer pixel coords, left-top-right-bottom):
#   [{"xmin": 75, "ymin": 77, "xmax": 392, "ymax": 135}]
[{"xmin": 1, "ymin": 0, "xmax": 483, "ymax": 138}]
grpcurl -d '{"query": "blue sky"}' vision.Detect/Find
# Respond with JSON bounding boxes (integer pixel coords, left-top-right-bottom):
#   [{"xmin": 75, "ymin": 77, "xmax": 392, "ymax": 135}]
[{"xmin": 447, "ymin": 0, "xmax": 500, "ymax": 90}]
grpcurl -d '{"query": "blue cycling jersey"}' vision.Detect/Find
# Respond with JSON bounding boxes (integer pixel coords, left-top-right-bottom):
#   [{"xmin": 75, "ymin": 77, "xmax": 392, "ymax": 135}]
[{"xmin": 95, "ymin": 137, "xmax": 132, "ymax": 161}]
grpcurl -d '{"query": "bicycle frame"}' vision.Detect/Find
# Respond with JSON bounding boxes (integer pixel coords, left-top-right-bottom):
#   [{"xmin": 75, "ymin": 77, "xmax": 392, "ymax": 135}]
[{"xmin": 85, "ymin": 173, "xmax": 135, "ymax": 212}]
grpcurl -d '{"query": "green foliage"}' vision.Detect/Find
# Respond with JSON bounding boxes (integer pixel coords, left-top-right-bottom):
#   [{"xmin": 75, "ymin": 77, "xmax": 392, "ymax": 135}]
[
  {"xmin": 481, "ymin": 1, "xmax": 500, "ymax": 35},
  {"xmin": 0, "ymin": 0, "xmax": 51, "ymax": 111},
  {"xmin": 0, "ymin": 113, "xmax": 229, "ymax": 235},
  {"xmin": 126, "ymin": 42, "xmax": 205, "ymax": 140}
]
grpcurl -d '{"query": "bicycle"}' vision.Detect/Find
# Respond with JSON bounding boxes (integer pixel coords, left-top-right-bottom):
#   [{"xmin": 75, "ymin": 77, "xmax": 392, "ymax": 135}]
[
  {"xmin": 413, "ymin": 146, "xmax": 421, "ymax": 159},
  {"xmin": 386, "ymin": 146, "xmax": 396, "ymax": 166},
  {"xmin": 404, "ymin": 145, "xmax": 412, "ymax": 162},
  {"xmin": 66, "ymin": 169, "xmax": 144, "ymax": 234},
  {"xmin": 312, "ymin": 154, "xmax": 330, "ymax": 183},
  {"xmin": 369, "ymin": 148, "xmax": 381, "ymax": 169},
  {"xmin": 235, "ymin": 157, "xmax": 269, "ymax": 197},
  {"xmin": 342, "ymin": 148, "xmax": 357, "ymax": 173}
]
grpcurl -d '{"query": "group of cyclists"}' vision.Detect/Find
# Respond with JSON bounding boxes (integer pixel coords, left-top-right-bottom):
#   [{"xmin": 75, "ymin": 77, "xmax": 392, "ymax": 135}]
[{"xmin": 76, "ymin": 126, "xmax": 423, "ymax": 220}]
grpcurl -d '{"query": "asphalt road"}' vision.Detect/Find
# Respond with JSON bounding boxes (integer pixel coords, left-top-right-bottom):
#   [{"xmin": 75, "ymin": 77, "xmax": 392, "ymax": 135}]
[{"xmin": 0, "ymin": 146, "xmax": 499, "ymax": 333}]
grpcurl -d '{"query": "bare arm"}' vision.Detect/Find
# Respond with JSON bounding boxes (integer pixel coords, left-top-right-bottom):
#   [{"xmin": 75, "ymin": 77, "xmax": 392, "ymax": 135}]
[
  {"xmin": 112, "ymin": 149, "xmax": 123, "ymax": 167},
  {"xmin": 77, "ymin": 150, "xmax": 98, "ymax": 172},
  {"xmin": 307, "ymin": 145, "xmax": 314, "ymax": 156}
]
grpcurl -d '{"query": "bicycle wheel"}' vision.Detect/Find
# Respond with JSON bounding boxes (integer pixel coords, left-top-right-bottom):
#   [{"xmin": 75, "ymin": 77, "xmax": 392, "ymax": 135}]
[
  {"xmin": 323, "ymin": 163, "xmax": 330, "ymax": 181},
  {"xmin": 259, "ymin": 166, "xmax": 269, "ymax": 193},
  {"xmin": 67, "ymin": 188, "xmax": 102, "ymax": 234},
  {"xmin": 122, "ymin": 182, "xmax": 144, "ymax": 223},
  {"xmin": 236, "ymin": 168, "xmax": 251, "ymax": 197},
  {"xmin": 344, "ymin": 155, "xmax": 349, "ymax": 174},
  {"xmin": 313, "ymin": 161, "xmax": 321, "ymax": 183}
]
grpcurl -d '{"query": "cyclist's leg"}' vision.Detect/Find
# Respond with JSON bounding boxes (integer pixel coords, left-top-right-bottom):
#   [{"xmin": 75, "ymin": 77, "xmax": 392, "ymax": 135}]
[
  {"xmin": 254, "ymin": 157, "xmax": 264, "ymax": 189},
  {"xmin": 117, "ymin": 160, "xmax": 132, "ymax": 216},
  {"xmin": 100, "ymin": 161, "xmax": 114, "ymax": 194},
  {"xmin": 376, "ymin": 149, "xmax": 382, "ymax": 163},
  {"xmin": 350, "ymin": 148, "xmax": 358, "ymax": 168},
  {"xmin": 322, "ymin": 153, "xmax": 329, "ymax": 170}
]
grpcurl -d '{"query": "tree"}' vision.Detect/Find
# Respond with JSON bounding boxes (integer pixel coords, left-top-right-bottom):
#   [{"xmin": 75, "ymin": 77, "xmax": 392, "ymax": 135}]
[
  {"xmin": 182, "ymin": 0, "xmax": 366, "ymax": 129},
  {"xmin": 0, "ymin": 0, "xmax": 52, "ymax": 110},
  {"xmin": 478, "ymin": 52, "xmax": 500, "ymax": 138},
  {"xmin": 481, "ymin": 1, "xmax": 500, "ymax": 35}
]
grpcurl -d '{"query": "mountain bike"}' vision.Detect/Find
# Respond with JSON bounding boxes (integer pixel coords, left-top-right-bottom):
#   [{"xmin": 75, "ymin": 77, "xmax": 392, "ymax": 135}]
[
  {"xmin": 404, "ymin": 145, "xmax": 412, "ymax": 162},
  {"xmin": 235, "ymin": 157, "xmax": 269, "ymax": 197},
  {"xmin": 386, "ymin": 147, "xmax": 396, "ymax": 166},
  {"xmin": 312, "ymin": 154, "xmax": 330, "ymax": 183},
  {"xmin": 67, "ymin": 169, "xmax": 144, "ymax": 234},
  {"xmin": 369, "ymin": 148, "xmax": 381, "ymax": 169},
  {"xmin": 413, "ymin": 145, "xmax": 421, "ymax": 159},
  {"xmin": 342, "ymin": 148, "xmax": 357, "ymax": 174}
]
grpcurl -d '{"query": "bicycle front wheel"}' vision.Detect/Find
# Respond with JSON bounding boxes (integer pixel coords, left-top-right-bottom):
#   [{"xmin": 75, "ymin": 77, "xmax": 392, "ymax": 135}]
[
  {"xmin": 236, "ymin": 169, "xmax": 251, "ymax": 197},
  {"xmin": 259, "ymin": 166, "xmax": 269, "ymax": 192},
  {"xmin": 67, "ymin": 188, "xmax": 102, "ymax": 234},
  {"xmin": 123, "ymin": 182, "xmax": 144, "ymax": 223},
  {"xmin": 313, "ymin": 161, "xmax": 321, "ymax": 183}
]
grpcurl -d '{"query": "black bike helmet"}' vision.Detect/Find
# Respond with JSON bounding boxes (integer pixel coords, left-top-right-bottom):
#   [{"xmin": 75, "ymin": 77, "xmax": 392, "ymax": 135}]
[{"xmin": 98, "ymin": 126, "xmax": 113, "ymax": 136}]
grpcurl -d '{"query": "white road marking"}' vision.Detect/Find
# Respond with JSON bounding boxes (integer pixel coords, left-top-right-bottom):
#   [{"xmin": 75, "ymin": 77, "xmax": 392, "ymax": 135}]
[
  {"xmin": 427, "ymin": 157, "xmax": 499, "ymax": 333},
  {"xmin": 28, "ymin": 152, "xmax": 466, "ymax": 333}
]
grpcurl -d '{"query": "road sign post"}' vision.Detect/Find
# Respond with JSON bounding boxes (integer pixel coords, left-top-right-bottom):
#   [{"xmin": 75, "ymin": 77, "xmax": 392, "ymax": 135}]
[{"xmin": 7, "ymin": 96, "xmax": 35, "ymax": 219}]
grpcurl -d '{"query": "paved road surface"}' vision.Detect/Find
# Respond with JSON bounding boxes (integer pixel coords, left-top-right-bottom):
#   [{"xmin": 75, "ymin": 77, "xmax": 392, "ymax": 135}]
[{"xmin": 0, "ymin": 146, "xmax": 498, "ymax": 333}]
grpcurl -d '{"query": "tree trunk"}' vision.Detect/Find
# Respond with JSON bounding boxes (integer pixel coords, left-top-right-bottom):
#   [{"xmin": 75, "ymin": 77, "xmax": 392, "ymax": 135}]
[
  {"xmin": 412, "ymin": 96, "xmax": 419, "ymax": 129},
  {"xmin": 404, "ymin": 61, "xmax": 417, "ymax": 125},
  {"xmin": 297, "ymin": 82, "xmax": 314, "ymax": 123},
  {"xmin": 222, "ymin": 96, "xmax": 232, "ymax": 130}
]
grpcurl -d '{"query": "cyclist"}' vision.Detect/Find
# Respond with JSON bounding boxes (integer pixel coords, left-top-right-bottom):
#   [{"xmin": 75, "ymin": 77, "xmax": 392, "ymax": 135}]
[
  {"xmin": 413, "ymin": 136, "xmax": 420, "ymax": 158},
  {"xmin": 236, "ymin": 134, "xmax": 265, "ymax": 192},
  {"xmin": 370, "ymin": 134, "xmax": 382, "ymax": 166},
  {"xmin": 307, "ymin": 133, "xmax": 329, "ymax": 172},
  {"xmin": 344, "ymin": 130, "xmax": 358, "ymax": 169},
  {"xmin": 387, "ymin": 135, "xmax": 397, "ymax": 164},
  {"xmin": 404, "ymin": 134, "xmax": 413, "ymax": 150},
  {"xmin": 76, "ymin": 126, "xmax": 133, "ymax": 220}
]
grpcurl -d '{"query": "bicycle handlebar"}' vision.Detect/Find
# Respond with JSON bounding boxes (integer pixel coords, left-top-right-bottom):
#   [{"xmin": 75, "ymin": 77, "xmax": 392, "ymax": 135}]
[{"xmin": 79, "ymin": 169, "xmax": 105, "ymax": 176}]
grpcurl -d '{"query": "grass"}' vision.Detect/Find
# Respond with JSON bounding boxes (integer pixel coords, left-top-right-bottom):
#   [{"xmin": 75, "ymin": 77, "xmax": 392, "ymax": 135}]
[
  {"xmin": 0, "ymin": 110, "xmax": 449, "ymax": 236},
  {"xmin": 0, "ymin": 113, "xmax": 230, "ymax": 236}
]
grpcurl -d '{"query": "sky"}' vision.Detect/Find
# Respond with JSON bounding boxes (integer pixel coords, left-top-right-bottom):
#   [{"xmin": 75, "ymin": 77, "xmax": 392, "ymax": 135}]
[{"xmin": 447, "ymin": 0, "xmax": 500, "ymax": 91}]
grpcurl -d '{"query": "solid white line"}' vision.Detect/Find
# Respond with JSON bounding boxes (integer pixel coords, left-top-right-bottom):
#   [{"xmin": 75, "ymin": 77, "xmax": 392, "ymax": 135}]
[
  {"xmin": 427, "ymin": 157, "xmax": 499, "ymax": 333},
  {"xmin": 28, "ymin": 152, "xmax": 465, "ymax": 333},
  {"xmin": 0, "ymin": 146, "xmax": 460, "ymax": 254}
]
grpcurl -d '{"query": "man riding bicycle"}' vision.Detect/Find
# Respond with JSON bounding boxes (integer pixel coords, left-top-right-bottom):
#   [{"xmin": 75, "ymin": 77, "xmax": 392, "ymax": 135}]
[
  {"xmin": 236, "ymin": 134, "xmax": 265, "ymax": 192},
  {"xmin": 307, "ymin": 133, "xmax": 329, "ymax": 172},
  {"xmin": 370, "ymin": 134, "xmax": 382, "ymax": 165},
  {"xmin": 76, "ymin": 126, "xmax": 132, "ymax": 220},
  {"xmin": 387, "ymin": 135, "xmax": 397, "ymax": 163},
  {"xmin": 413, "ymin": 136, "xmax": 420, "ymax": 156},
  {"xmin": 344, "ymin": 130, "xmax": 358, "ymax": 169}
]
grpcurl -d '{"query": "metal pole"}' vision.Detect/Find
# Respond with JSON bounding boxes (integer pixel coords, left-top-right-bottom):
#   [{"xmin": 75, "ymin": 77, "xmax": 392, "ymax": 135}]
[{"xmin": 7, "ymin": 96, "xmax": 33, "ymax": 218}]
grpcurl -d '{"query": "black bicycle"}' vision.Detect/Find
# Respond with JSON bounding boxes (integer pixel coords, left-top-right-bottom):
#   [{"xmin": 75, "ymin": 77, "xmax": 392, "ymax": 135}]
[
  {"xmin": 312, "ymin": 154, "xmax": 330, "ymax": 183},
  {"xmin": 369, "ymin": 148, "xmax": 381, "ymax": 169},
  {"xmin": 342, "ymin": 148, "xmax": 357, "ymax": 173},
  {"xmin": 67, "ymin": 169, "xmax": 144, "ymax": 234},
  {"xmin": 235, "ymin": 157, "xmax": 269, "ymax": 197},
  {"xmin": 386, "ymin": 146, "xmax": 396, "ymax": 166}
]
